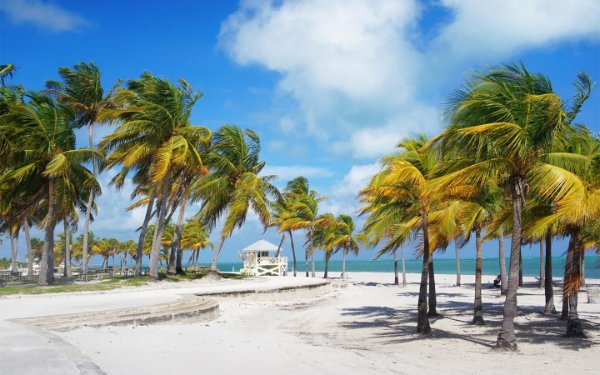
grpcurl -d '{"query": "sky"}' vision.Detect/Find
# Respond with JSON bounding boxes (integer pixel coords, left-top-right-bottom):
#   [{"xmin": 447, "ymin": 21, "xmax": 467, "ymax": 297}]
[{"xmin": 0, "ymin": 0, "xmax": 599, "ymax": 265}]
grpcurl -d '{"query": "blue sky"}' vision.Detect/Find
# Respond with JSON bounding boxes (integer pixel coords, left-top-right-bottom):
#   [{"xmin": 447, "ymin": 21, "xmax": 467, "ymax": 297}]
[{"xmin": 0, "ymin": 0, "xmax": 599, "ymax": 265}]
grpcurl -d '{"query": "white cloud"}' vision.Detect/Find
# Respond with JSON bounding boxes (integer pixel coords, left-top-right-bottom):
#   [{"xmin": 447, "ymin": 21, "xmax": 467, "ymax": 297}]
[
  {"xmin": 220, "ymin": 0, "xmax": 600, "ymax": 160},
  {"xmin": 434, "ymin": 0, "xmax": 600, "ymax": 61},
  {"xmin": 319, "ymin": 163, "xmax": 380, "ymax": 216},
  {"xmin": 0, "ymin": 0, "xmax": 89, "ymax": 32},
  {"xmin": 262, "ymin": 165, "xmax": 333, "ymax": 181}
]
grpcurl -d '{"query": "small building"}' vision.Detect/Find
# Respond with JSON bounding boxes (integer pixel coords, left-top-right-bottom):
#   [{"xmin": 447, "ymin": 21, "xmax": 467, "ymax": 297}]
[{"xmin": 240, "ymin": 240, "xmax": 288, "ymax": 276}]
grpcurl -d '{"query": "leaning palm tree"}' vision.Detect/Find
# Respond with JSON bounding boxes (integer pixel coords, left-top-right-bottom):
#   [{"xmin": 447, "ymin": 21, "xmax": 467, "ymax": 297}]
[
  {"xmin": 192, "ymin": 126, "xmax": 280, "ymax": 279},
  {"xmin": 0, "ymin": 93, "xmax": 100, "ymax": 285},
  {"xmin": 181, "ymin": 219, "xmax": 213, "ymax": 271},
  {"xmin": 46, "ymin": 61, "xmax": 121, "ymax": 274},
  {"xmin": 101, "ymin": 73, "xmax": 211, "ymax": 281},
  {"xmin": 430, "ymin": 64, "xmax": 592, "ymax": 349}
]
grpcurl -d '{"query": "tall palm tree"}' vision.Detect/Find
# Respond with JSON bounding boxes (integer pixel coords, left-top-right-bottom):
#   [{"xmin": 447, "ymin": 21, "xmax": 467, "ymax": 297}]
[
  {"xmin": 181, "ymin": 219, "xmax": 213, "ymax": 271},
  {"xmin": 101, "ymin": 73, "xmax": 211, "ymax": 281},
  {"xmin": 0, "ymin": 93, "xmax": 99, "ymax": 285},
  {"xmin": 360, "ymin": 134, "xmax": 451, "ymax": 334},
  {"xmin": 431, "ymin": 64, "xmax": 591, "ymax": 349},
  {"xmin": 192, "ymin": 126, "xmax": 280, "ymax": 279},
  {"xmin": 329, "ymin": 214, "xmax": 359, "ymax": 279},
  {"xmin": 46, "ymin": 61, "xmax": 121, "ymax": 274}
]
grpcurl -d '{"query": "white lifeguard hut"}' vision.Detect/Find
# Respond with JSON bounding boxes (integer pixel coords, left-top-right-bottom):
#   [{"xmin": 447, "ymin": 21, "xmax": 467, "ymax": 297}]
[{"xmin": 240, "ymin": 239, "xmax": 288, "ymax": 276}]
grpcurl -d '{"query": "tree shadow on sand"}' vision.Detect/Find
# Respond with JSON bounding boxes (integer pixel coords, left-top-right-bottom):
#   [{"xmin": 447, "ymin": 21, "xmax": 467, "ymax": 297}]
[{"xmin": 339, "ymin": 303, "xmax": 599, "ymax": 351}]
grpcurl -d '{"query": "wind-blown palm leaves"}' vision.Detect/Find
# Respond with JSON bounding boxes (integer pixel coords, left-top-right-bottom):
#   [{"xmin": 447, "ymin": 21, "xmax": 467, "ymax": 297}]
[
  {"xmin": 430, "ymin": 63, "xmax": 594, "ymax": 349},
  {"xmin": 101, "ymin": 73, "xmax": 211, "ymax": 281},
  {"xmin": 326, "ymin": 214, "xmax": 359, "ymax": 279},
  {"xmin": 0, "ymin": 93, "xmax": 100, "ymax": 285},
  {"xmin": 46, "ymin": 61, "xmax": 121, "ymax": 274},
  {"xmin": 192, "ymin": 125, "xmax": 280, "ymax": 279},
  {"xmin": 360, "ymin": 134, "xmax": 460, "ymax": 334}
]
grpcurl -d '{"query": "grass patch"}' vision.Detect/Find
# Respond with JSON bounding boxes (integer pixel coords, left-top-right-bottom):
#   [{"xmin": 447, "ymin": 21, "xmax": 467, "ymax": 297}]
[{"xmin": 0, "ymin": 267, "xmax": 246, "ymax": 297}]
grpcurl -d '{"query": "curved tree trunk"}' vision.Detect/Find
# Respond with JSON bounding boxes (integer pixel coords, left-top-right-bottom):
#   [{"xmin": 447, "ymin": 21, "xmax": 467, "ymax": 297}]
[
  {"xmin": 496, "ymin": 178, "xmax": 525, "ymax": 350},
  {"xmin": 401, "ymin": 244, "xmax": 407, "ymax": 287},
  {"xmin": 135, "ymin": 192, "xmax": 155, "ymax": 276},
  {"xmin": 149, "ymin": 173, "xmax": 171, "ymax": 281},
  {"xmin": 473, "ymin": 228, "xmax": 484, "ymax": 325},
  {"xmin": 81, "ymin": 124, "xmax": 97, "ymax": 275},
  {"xmin": 207, "ymin": 237, "xmax": 226, "ymax": 279},
  {"xmin": 393, "ymin": 250, "xmax": 399, "ymax": 286},
  {"xmin": 428, "ymin": 252, "xmax": 438, "ymax": 317},
  {"xmin": 288, "ymin": 230, "xmax": 297, "ymax": 277},
  {"xmin": 23, "ymin": 220, "xmax": 33, "ymax": 277},
  {"xmin": 564, "ymin": 230, "xmax": 585, "ymax": 337},
  {"xmin": 417, "ymin": 210, "xmax": 431, "ymax": 334},
  {"xmin": 64, "ymin": 221, "xmax": 72, "ymax": 277},
  {"xmin": 38, "ymin": 178, "xmax": 56, "ymax": 286},
  {"xmin": 170, "ymin": 192, "xmax": 188, "ymax": 275},
  {"xmin": 454, "ymin": 237, "xmax": 461, "ymax": 286},
  {"xmin": 499, "ymin": 232, "xmax": 508, "ymax": 295},
  {"xmin": 539, "ymin": 240, "xmax": 545, "ymax": 288},
  {"xmin": 543, "ymin": 233, "xmax": 556, "ymax": 314}
]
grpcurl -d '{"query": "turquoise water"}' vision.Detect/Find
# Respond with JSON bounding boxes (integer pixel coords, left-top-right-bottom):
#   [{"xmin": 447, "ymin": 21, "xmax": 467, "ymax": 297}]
[{"xmin": 214, "ymin": 256, "xmax": 600, "ymax": 278}]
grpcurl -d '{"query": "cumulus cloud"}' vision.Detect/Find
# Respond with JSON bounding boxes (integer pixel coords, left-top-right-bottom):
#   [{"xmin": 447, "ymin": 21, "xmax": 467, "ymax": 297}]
[
  {"xmin": 434, "ymin": 0, "xmax": 600, "ymax": 61},
  {"xmin": 0, "ymin": 0, "xmax": 89, "ymax": 32},
  {"xmin": 220, "ymin": 0, "xmax": 600, "ymax": 160}
]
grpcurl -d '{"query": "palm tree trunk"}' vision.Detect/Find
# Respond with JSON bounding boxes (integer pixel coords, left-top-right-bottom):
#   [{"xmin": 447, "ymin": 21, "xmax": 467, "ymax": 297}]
[
  {"xmin": 454, "ymin": 237, "xmax": 461, "ymax": 286},
  {"xmin": 518, "ymin": 250, "xmax": 523, "ymax": 287},
  {"xmin": 38, "ymin": 178, "xmax": 56, "ymax": 286},
  {"xmin": 393, "ymin": 250, "xmax": 399, "ymax": 286},
  {"xmin": 324, "ymin": 252, "xmax": 329, "ymax": 278},
  {"xmin": 81, "ymin": 124, "xmax": 97, "ymax": 275},
  {"xmin": 544, "ymin": 233, "xmax": 556, "ymax": 314},
  {"xmin": 539, "ymin": 240, "xmax": 545, "ymax": 288},
  {"xmin": 288, "ymin": 230, "xmax": 297, "ymax": 277},
  {"xmin": 496, "ymin": 178, "xmax": 525, "ymax": 350},
  {"xmin": 23, "ymin": 220, "xmax": 33, "ymax": 277},
  {"xmin": 135, "ymin": 191, "xmax": 155, "ymax": 276},
  {"xmin": 473, "ymin": 228, "xmax": 484, "ymax": 325},
  {"xmin": 10, "ymin": 232, "xmax": 18, "ymax": 275},
  {"xmin": 428, "ymin": 251, "xmax": 438, "ymax": 317},
  {"xmin": 341, "ymin": 248, "xmax": 347, "ymax": 279},
  {"xmin": 580, "ymin": 251, "xmax": 585, "ymax": 287},
  {"xmin": 401, "ymin": 244, "xmax": 407, "ymax": 287},
  {"xmin": 564, "ymin": 229, "xmax": 585, "ymax": 337},
  {"xmin": 149, "ymin": 173, "xmax": 171, "ymax": 281},
  {"xmin": 499, "ymin": 232, "xmax": 507, "ymax": 295},
  {"xmin": 208, "ymin": 237, "xmax": 226, "ymax": 278},
  {"xmin": 417, "ymin": 209, "xmax": 431, "ymax": 334},
  {"xmin": 64, "ymin": 221, "xmax": 72, "ymax": 277},
  {"xmin": 310, "ymin": 225, "xmax": 315, "ymax": 277},
  {"xmin": 170, "ymin": 192, "xmax": 188, "ymax": 275},
  {"xmin": 194, "ymin": 249, "xmax": 200, "ymax": 271}
]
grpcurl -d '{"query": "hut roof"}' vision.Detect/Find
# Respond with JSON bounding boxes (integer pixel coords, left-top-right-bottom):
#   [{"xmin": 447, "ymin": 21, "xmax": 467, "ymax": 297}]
[{"xmin": 242, "ymin": 239, "xmax": 282, "ymax": 252}]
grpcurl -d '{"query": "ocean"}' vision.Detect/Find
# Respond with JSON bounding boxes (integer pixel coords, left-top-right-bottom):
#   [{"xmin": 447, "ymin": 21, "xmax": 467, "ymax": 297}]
[{"xmin": 214, "ymin": 256, "xmax": 600, "ymax": 279}]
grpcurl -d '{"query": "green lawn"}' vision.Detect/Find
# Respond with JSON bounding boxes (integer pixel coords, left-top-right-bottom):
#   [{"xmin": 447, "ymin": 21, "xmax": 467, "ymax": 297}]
[{"xmin": 0, "ymin": 268, "xmax": 246, "ymax": 297}]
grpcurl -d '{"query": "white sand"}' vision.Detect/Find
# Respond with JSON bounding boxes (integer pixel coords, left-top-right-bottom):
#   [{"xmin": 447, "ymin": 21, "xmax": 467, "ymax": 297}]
[{"xmin": 2, "ymin": 272, "xmax": 599, "ymax": 374}]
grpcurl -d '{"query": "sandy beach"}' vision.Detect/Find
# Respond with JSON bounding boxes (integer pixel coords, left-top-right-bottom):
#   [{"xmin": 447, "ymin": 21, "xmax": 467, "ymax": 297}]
[{"xmin": 1, "ymin": 272, "xmax": 598, "ymax": 375}]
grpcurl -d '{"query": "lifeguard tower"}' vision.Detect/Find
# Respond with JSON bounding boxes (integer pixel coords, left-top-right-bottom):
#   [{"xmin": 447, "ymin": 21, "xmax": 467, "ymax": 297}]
[{"xmin": 240, "ymin": 240, "xmax": 288, "ymax": 276}]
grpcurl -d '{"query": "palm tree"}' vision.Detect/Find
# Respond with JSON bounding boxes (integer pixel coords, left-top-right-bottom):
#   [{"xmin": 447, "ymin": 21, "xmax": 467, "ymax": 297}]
[
  {"xmin": 0, "ymin": 64, "xmax": 16, "ymax": 87},
  {"xmin": 101, "ymin": 73, "xmax": 211, "ymax": 281},
  {"xmin": 46, "ymin": 61, "xmax": 121, "ymax": 274},
  {"xmin": 192, "ymin": 126, "xmax": 280, "ymax": 279},
  {"xmin": 181, "ymin": 219, "xmax": 213, "ymax": 271},
  {"xmin": 0, "ymin": 93, "xmax": 99, "ymax": 285},
  {"xmin": 431, "ymin": 64, "xmax": 591, "ymax": 349},
  {"xmin": 360, "ymin": 134, "xmax": 450, "ymax": 334},
  {"xmin": 329, "ymin": 214, "xmax": 359, "ymax": 279}
]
